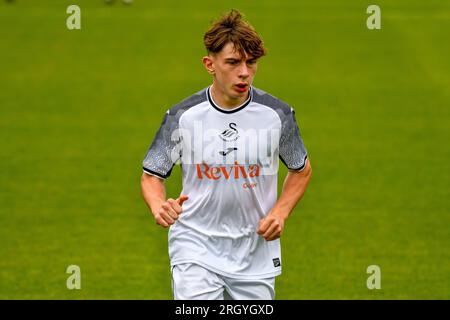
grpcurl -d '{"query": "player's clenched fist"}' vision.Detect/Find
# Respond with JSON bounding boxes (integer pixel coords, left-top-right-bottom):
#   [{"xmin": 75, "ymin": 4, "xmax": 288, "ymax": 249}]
[
  {"xmin": 257, "ymin": 213, "xmax": 286, "ymax": 241},
  {"xmin": 154, "ymin": 195, "xmax": 189, "ymax": 228}
]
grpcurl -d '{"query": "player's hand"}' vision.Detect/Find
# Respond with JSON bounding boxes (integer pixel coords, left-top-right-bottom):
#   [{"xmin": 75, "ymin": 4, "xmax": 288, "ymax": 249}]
[
  {"xmin": 257, "ymin": 212, "xmax": 286, "ymax": 241},
  {"xmin": 154, "ymin": 195, "xmax": 189, "ymax": 228}
]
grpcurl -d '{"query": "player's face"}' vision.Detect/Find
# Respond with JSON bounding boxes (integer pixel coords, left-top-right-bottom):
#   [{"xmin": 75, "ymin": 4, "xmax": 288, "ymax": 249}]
[{"xmin": 204, "ymin": 42, "xmax": 258, "ymax": 101}]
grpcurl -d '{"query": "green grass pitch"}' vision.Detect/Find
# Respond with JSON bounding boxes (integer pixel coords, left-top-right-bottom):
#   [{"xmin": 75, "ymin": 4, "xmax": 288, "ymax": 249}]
[{"xmin": 0, "ymin": 0, "xmax": 449, "ymax": 299}]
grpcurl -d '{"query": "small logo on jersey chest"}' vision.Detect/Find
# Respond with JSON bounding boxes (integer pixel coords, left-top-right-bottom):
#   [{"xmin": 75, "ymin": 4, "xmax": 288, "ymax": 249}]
[
  {"xmin": 219, "ymin": 147, "xmax": 238, "ymax": 156},
  {"xmin": 219, "ymin": 122, "xmax": 239, "ymax": 142},
  {"xmin": 273, "ymin": 258, "xmax": 281, "ymax": 267}
]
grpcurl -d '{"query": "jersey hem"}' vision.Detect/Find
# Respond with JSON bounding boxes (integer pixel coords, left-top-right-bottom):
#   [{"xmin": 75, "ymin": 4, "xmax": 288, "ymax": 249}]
[
  {"xmin": 170, "ymin": 259, "xmax": 282, "ymax": 280},
  {"xmin": 280, "ymin": 154, "xmax": 308, "ymax": 171},
  {"xmin": 143, "ymin": 166, "xmax": 173, "ymax": 180}
]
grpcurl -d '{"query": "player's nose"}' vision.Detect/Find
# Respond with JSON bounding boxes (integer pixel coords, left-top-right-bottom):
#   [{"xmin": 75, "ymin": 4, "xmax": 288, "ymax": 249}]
[{"xmin": 238, "ymin": 63, "xmax": 250, "ymax": 78}]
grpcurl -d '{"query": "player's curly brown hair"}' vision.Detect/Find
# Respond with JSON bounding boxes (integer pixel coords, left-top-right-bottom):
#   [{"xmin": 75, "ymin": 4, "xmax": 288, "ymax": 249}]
[{"xmin": 203, "ymin": 9, "xmax": 266, "ymax": 59}]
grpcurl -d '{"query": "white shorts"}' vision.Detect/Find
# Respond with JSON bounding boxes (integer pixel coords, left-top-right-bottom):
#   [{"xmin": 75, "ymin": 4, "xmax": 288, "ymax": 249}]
[{"xmin": 171, "ymin": 263, "xmax": 275, "ymax": 300}]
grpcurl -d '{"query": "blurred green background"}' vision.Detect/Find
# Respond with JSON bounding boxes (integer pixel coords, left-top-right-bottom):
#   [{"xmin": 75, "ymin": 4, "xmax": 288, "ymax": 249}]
[{"xmin": 0, "ymin": 0, "xmax": 449, "ymax": 299}]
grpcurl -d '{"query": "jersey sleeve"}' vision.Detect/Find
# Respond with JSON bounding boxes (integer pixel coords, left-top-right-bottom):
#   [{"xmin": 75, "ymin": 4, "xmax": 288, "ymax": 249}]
[
  {"xmin": 279, "ymin": 108, "xmax": 308, "ymax": 171},
  {"xmin": 142, "ymin": 110, "xmax": 181, "ymax": 179}
]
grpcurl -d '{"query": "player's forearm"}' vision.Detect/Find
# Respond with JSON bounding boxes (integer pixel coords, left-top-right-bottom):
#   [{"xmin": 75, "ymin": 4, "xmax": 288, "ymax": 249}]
[
  {"xmin": 140, "ymin": 173, "xmax": 166, "ymax": 216},
  {"xmin": 272, "ymin": 160, "xmax": 312, "ymax": 220}
]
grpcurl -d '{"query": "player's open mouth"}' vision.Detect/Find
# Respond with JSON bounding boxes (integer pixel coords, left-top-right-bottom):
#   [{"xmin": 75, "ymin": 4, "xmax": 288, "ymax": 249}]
[{"xmin": 235, "ymin": 83, "xmax": 248, "ymax": 93}]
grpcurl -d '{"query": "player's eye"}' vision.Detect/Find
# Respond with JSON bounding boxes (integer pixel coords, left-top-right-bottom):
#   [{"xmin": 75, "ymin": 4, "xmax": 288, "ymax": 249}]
[{"xmin": 247, "ymin": 60, "xmax": 256, "ymax": 65}]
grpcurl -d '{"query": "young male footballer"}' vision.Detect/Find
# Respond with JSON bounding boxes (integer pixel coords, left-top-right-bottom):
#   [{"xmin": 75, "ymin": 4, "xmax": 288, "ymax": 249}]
[{"xmin": 141, "ymin": 9, "xmax": 312, "ymax": 300}]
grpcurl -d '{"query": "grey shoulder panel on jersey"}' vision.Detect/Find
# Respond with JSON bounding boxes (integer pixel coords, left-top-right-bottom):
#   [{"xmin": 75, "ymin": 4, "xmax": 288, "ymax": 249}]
[
  {"xmin": 252, "ymin": 87, "xmax": 293, "ymax": 117},
  {"xmin": 142, "ymin": 88, "xmax": 208, "ymax": 179},
  {"xmin": 168, "ymin": 87, "xmax": 208, "ymax": 117},
  {"xmin": 252, "ymin": 87, "xmax": 308, "ymax": 171}
]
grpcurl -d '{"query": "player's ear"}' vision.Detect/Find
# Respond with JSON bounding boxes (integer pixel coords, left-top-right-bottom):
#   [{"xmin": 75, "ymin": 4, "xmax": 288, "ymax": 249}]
[{"xmin": 202, "ymin": 55, "xmax": 215, "ymax": 75}]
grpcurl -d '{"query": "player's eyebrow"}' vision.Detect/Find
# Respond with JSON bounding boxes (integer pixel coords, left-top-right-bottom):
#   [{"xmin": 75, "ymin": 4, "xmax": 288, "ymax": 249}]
[
  {"xmin": 225, "ymin": 57, "xmax": 241, "ymax": 62},
  {"xmin": 224, "ymin": 57, "xmax": 256, "ymax": 63}
]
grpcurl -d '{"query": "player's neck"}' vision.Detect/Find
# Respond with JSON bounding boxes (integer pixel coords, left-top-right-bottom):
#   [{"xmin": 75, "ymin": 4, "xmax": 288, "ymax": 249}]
[{"xmin": 210, "ymin": 83, "xmax": 249, "ymax": 110}]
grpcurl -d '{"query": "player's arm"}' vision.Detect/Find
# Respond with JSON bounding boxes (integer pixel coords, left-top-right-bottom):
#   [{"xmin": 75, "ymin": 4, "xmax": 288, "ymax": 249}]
[
  {"xmin": 276, "ymin": 159, "xmax": 312, "ymax": 221},
  {"xmin": 141, "ymin": 173, "xmax": 188, "ymax": 228},
  {"xmin": 141, "ymin": 109, "xmax": 188, "ymax": 228},
  {"xmin": 257, "ymin": 106, "xmax": 310, "ymax": 241},
  {"xmin": 257, "ymin": 160, "xmax": 312, "ymax": 241}
]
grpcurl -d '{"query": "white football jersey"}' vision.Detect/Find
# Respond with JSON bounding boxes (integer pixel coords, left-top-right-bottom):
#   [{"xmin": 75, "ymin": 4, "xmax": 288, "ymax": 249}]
[{"xmin": 143, "ymin": 86, "xmax": 308, "ymax": 279}]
